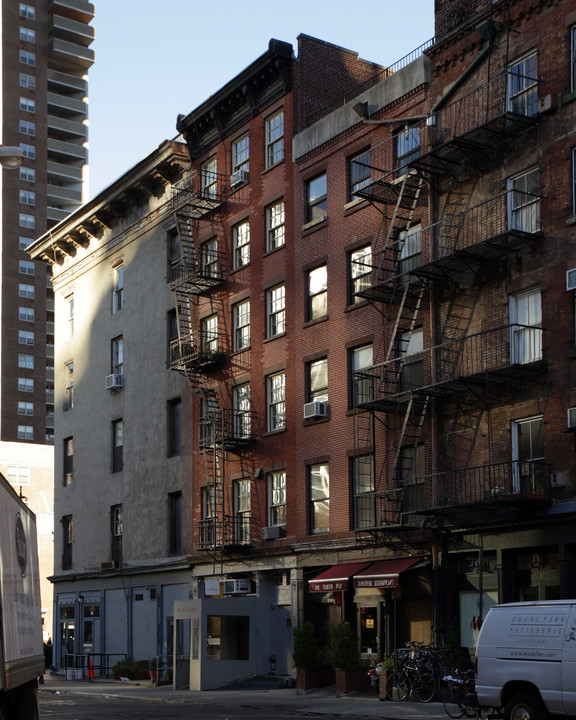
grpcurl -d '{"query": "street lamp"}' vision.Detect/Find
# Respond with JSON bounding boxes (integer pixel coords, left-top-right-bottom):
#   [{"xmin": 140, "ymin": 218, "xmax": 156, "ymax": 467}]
[{"xmin": 0, "ymin": 145, "xmax": 23, "ymax": 169}]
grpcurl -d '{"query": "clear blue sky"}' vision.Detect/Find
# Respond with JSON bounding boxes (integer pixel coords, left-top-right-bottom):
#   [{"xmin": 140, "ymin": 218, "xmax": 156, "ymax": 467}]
[{"xmin": 87, "ymin": 1, "xmax": 435, "ymax": 198}]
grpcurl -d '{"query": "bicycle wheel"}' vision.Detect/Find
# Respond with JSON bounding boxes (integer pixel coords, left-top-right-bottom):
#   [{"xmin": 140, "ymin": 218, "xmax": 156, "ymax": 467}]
[
  {"xmin": 443, "ymin": 684, "xmax": 467, "ymax": 718},
  {"xmin": 393, "ymin": 670, "xmax": 409, "ymax": 702},
  {"xmin": 417, "ymin": 671, "xmax": 436, "ymax": 703}
]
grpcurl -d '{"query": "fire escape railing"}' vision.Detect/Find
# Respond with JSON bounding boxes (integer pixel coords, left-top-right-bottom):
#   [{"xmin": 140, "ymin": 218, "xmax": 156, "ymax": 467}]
[
  {"xmin": 169, "ymin": 330, "xmax": 228, "ymax": 371},
  {"xmin": 171, "ymin": 169, "xmax": 228, "ymax": 217},
  {"xmin": 196, "ymin": 515, "xmax": 252, "ymax": 550},
  {"xmin": 199, "ymin": 409, "xmax": 258, "ymax": 450}
]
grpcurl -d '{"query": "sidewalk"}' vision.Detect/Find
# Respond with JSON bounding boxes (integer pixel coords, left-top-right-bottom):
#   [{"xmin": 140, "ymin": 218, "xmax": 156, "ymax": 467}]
[{"xmin": 39, "ymin": 672, "xmax": 448, "ymax": 719}]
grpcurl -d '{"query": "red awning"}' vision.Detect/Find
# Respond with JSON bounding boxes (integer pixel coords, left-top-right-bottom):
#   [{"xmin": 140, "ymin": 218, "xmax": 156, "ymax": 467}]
[
  {"xmin": 353, "ymin": 557, "xmax": 424, "ymax": 589},
  {"xmin": 309, "ymin": 562, "xmax": 373, "ymax": 593}
]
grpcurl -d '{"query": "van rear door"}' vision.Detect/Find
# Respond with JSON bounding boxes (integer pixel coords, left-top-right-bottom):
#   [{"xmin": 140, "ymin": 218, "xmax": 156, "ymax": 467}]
[{"xmin": 561, "ymin": 604, "xmax": 576, "ymax": 713}]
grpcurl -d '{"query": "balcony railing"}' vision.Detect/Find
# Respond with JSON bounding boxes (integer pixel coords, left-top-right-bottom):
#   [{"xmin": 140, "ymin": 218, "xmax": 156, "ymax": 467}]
[
  {"xmin": 169, "ymin": 330, "xmax": 227, "ymax": 371},
  {"xmin": 196, "ymin": 516, "xmax": 252, "ymax": 550},
  {"xmin": 355, "ymin": 324, "xmax": 545, "ymax": 409}
]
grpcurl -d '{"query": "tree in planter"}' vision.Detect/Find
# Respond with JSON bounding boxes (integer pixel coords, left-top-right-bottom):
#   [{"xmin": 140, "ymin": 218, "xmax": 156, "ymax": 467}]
[
  {"xmin": 329, "ymin": 621, "xmax": 359, "ymax": 671},
  {"xmin": 293, "ymin": 621, "xmax": 320, "ymax": 670}
]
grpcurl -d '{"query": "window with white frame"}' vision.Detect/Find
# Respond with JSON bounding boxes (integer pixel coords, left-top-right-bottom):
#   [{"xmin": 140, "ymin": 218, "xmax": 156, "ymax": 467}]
[
  {"xmin": 266, "ymin": 109, "xmax": 284, "ymax": 167},
  {"xmin": 66, "ymin": 295, "xmax": 74, "ymax": 338},
  {"xmin": 19, "ymin": 120, "xmax": 35, "ymax": 136},
  {"xmin": 18, "ymin": 354, "xmax": 34, "ymax": 369},
  {"xmin": 64, "ymin": 362, "xmax": 74, "ymax": 410},
  {"xmin": 511, "ymin": 415, "xmax": 545, "ymax": 494},
  {"xmin": 201, "ymin": 485, "xmax": 218, "ymax": 547},
  {"xmin": 201, "ymin": 315, "xmax": 218, "ymax": 353},
  {"xmin": 112, "ymin": 263, "xmax": 124, "ymax": 312},
  {"xmin": 18, "ymin": 401, "xmax": 33, "ymax": 416},
  {"xmin": 507, "ymin": 51, "xmax": 538, "ymax": 116},
  {"xmin": 309, "ymin": 463, "xmax": 329, "ymax": 534},
  {"xmin": 233, "ymin": 479, "xmax": 251, "ymax": 544},
  {"xmin": 348, "ymin": 148, "xmax": 371, "ymax": 199},
  {"xmin": 19, "ymin": 26, "xmax": 35, "ymax": 42},
  {"xmin": 508, "ymin": 168, "xmax": 540, "ymax": 233},
  {"xmin": 398, "ymin": 223, "xmax": 422, "ymax": 275},
  {"xmin": 349, "ymin": 245, "xmax": 372, "ymax": 303},
  {"xmin": 19, "ymin": 283, "xmax": 34, "ymax": 298},
  {"xmin": 267, "ymin": 372, "xmax": 286, "ymax": 431},
  {"xmin": 395, "ymin": 125, "xmax": 420, "ymax": 175},
  {"xmin": 352, "ymin": 454, "xmax": 375, "ymax": 530},
  {"xmin": 307, "ymin": 358, "xmax": 328, "ymax": 402},
  {"xmin": 19, "ymin": 167, "xmax": 35, "ymax": 183},
  {"xmin": 19, "ymin": 306, "xmax": 34, "ymax": 322},
  {"xmin": 20, "ymin": 143, "xmax": 34, "ymax": 159},
  {"xmin": 233, "ymin": 384, "xmax": 252, "ymax": 439},
  {"xmin": 63, "ymin": 437, "xmax": 73, "ymax": 486},
  {"xmin": 17, "ymin": 425, "xmax": 33, "ymax": 440},
  {"xmin": 18, "ymin": 330, "xmax": 34, "ymax": 346},
  {"xmin": 19, "ymin": 50, "xmax": 35, "ymax": 66},
  {"xmin": 307, "ymin": 265, "xmax": 327, "ymax": 320},
  {"xmin": 268, "ymin": 470, "xmax": 286, "ymax": 526},
  {"xmin": 19, "ymin": 259, "xmax": 34, "ymax": 275},
  {"xmin": 233, "ymin": 299, "xmax": 250, "ymax": 351},
  {"xmin": 266, "ymin": 284, "xmax": 285, "ymax": 337},
  {"xmin": 351, "ymin": 343, "xmax": 373, "ymax": 407},
  {"xmin": 200, "ymin": 237, "xmax": 218, "ymax": 278},
  {"xmin": 19, "ymin": 213, "xmax": 34, "ymax": 229},
  {"xmin": 201, "ymin": 156, "xmax": 217, "ymax": 199},
  {"xmin": 509, "ymin": 287, "xmax": 542, "ymax": 364},
  {"xmin": 399, "ymin": 327, "xmax": 424, "ymax": 391},
  {"xmin": 19, "ymin": 3, "xmax": 35, "ymax": 19},
  {"xmin": 399, "ymin": 444, "xmax": 425, "ymax": 513},
  {"xmin": 266, "ymin": 199, "xmax": 285, "ymax": 251},
  {"xmin": 19, "ymin": 73, "xmax": 35, "ymax": 90},
  {"xmin": 19, "ymin": 190, "xmax": 35, "ymax": 205},
  {"xmin": 233, "ymin": 220, "xmax": 250, "ymax": 269},
  {"xmin": 18, "ymin": 377, "xmax": 33, "ymax": 392},
  {"xmin": 232, "ymin": 134, "xmax": 249, "ymax": 173},
  {"xmin": 306, "ymin": 173, "xmax": 327, "ymax": 222},
  {"xmin": 112, "ymin": 420, "xmax": 123, "ymax": 473},
  {"xmin": 7, "ymin": 464, "xmax": 30, "ymax": 486},
  {"xmin": 19, "ymin": 96, "xmax": 35, "ymax": 113},
  {"xmin": 112, "ymin": 336, "xmax": 124, "ymax": 376}
]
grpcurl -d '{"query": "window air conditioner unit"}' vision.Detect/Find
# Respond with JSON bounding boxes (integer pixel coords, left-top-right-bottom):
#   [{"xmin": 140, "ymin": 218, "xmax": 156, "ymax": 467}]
[
  {"xmin": 567, "ymin": 268, "xmax": 576, "ymax": 291},
  {"xmin": 303, "ymin": 401, "xmax": 328, "ymax": 420},
  {"xmin": 261, "ymin": 525, "xmax": 285, "ymax": 540},
  {"xmin": 230, "ymin": 169, "xmax": 249, "ymax": 188},
  {"xmin": 223, "ymin": 578, "xmax": 251, "ymax": 595},
  {"xmin": 105, "ymin": 373, "xmax": 123, "ymax": 391},
  {"xmin": 568, "ymin": 407, "xmax": 576, "ymax": 429},
  {"xmin": 100, "ymin": 560, "xmax": 117, "ymax": 571}
]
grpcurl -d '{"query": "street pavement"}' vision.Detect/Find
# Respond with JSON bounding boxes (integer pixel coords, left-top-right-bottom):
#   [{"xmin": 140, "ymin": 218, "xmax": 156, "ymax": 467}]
[{"xmin": 40, "ymin": 672, "xmax": 449, "ymax": 719}]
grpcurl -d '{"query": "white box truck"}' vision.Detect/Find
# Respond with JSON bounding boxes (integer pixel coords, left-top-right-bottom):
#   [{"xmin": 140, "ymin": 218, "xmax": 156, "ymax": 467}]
[
  {"xmin": 0, "ymin": 474, "xmax": 44, "ymax": 720},
  {"xmin": 474, "ymin": 600, "xmax": 576, "ymax": 720}
]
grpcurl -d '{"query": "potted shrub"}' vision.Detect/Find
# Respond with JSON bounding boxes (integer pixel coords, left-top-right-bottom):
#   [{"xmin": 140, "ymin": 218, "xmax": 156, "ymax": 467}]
[
  {"xmin": 148, "ymin": 657, "xmax": 165, "ymax": 683},
  {"xmin": 378, "ymin": 657, "xmax": 395, "ymax": 701},
  {"xmin": 293, "ymin": 621, "xmax": 334, "ymax": 692},
  {"xmin": 329, "ymin": 621, "xmax": 366, "ymax": 695},
  {"xmin": 111, "ymin": 656, "xmax": 141, "ymax": 681}
]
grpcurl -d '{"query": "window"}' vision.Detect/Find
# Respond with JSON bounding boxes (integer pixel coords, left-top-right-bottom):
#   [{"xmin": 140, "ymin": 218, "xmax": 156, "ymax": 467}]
[
  {"xmin": 62, "ymin": 516, "xmax": 73, "ymax": 570},
  {"xmin": 19, "ymin": 330, "xmax": 34, "ymax": 345},
  {"xmin": 18, "ymin": 354, "xmax": 33, "ymax": 369},
  {"xmin": 19, "ymin": 26, "xmax": 35, "ymax": 42},
  {"xmin": 200, "ymin": 237, "xmax": 218, "ymax": 278},
  {"xmin": 66, "ymin": 295, "xmax": 74, "ymax": 338},
  {"xmin": 267, "ymin": 372, "xmax": 286, "ymax": 431},
  {"xmin": 19, "ymin": 259, "xmax": 34, "ymax": 275},
  {"xmin": 20, "ymin": 143, "xmax": 34, "ymax": 159},
  {"xmin": 309, "ymin": 463, "xmax": 329, "ymax": 534},
  {"xmin": 200, "ymin": 486, "xmax": 218, "ymax": 548},
  {"xmin": 19, "ymin": 306, "xmax": 34, "ymax": 322},
  {"xmin": 19, "ymin": 190, "xmax": 35, "ymax": 205},
  {"xmin": 167, "ymin": 308, "xmax": 178, "ymax": 358},
  {"xmin": 233, "ymin": 480, "xmax": 251, "ymax": 544},
  {"xmin": 307, "ymin": 358, "xmax": 328, "ymax": 402},
  {"xmin": 306, "ymin": 173, "xmax": 327, "ymax": 222},
  {"xmin": 349, "ymin": 246, "xmax": 372, "ymax": 303},
  {"xmin": 266, "ymin": 199, "xmax": 285, "ymax": 251},
  {"xmin": 19, "ymin": 213, "xmax": 34, "ymax": 229},
  {"xmin": 167, "ymin": 228, "xmax": 180, "ymax": 279},
  {"xmin": 351, "ymin": 344, "xmax": 373, "ymax": 406},
  {"xmin": 112, "ymin": 336, "xmax": 124, "ymax": 376},
  {"xmin": 19, "ymin": 167, "xmax": 35, "ymax": 182},
  {"xmin": 18, "ymin": 377, "xmax": 33, "ymax": 392},
  {"xmin": 398, "ymin": 224, "xmax": 422, "ymax": 275},
  {"xmin": 19, "ymin": 3, "xmax": 35, "ymax": 19},
  {"xmin": 508, "ymin": 168, "xmax": 540, "ymax": 233},
  {"xmin": 63, "ymin": 437, "xmax": 73, "ymax": 486},
  {"xmin": 233, "ymin": 299, "xmax": 250, "ymax": 351},
  {"xmin": 111, "ymin": 505, "xmax": 122, "ymax": 566},
  {"xmin": 7, "ymin": 465, "xmax": 30, "ymax": 486},
  {"xmin": 572, "ymin": 26, "xmax": 576, "ymax": 92},
  {"xmin": 19, "ymin": 120, "xmax": 35, "ymax": 136},
  {"xmin": 17, "ymin": 425, "xmax": 33, "ymax": 440},
  {"xmin": 232, "ymin": 134, "xmax": 249, "ymax": 173},
  {"xmin": 112, "ymin": 419, "xmax": 123, "ymax": 473},
  {"xmin": 268, "ymin": 471, "xmax": 286, "ymax": 526},
  {"xmin": 395, "ymin": 125, "xmax": 420, "ymax": 174},
  {"xmin": 168, "ymin": 492, "xmax": 182, "ymax": 555},
  {"xmin": 19, "ymin": 50, "xmax": 35, "ymax": 67},
  {"xmin": 400, "ymin": 445, "xmax": 425, "ymax": 513},
  {"xmin": 19, "ymin": 73, "xmax": 35, "ymax": 90},
  {"xmin": 18, "ymin": 401, "xmax": 33, "ymax": 416},
  {"xmin": 19, "ymin": 96, "xmax": 35, "ymax": 112},
  {"xmin": 348, "ymin": 148, "xmax": 371, "ymax": 199},
  {"xmin": 19, "ymin": 237, "xmax": 33, "ymax": 250},
  {"xmin": 509, "ymin": 287, "xmax": 542, "ymax": 364},
  {"xmin": 232, "ymin": 220, "xmax": 250, "ymax": 269},
  {"xmin": 201, "ymin": 314, "xmax": 218, "ymax": 353},
  {"xmin": 201, "ymin": 156, "xmax": 217, "ymax": 199},
  {"xmin": 64, "ymin": 362, "xmax": 74, "ymax": 410},
  {"xmin": 507, "ymin": 52, "xmax": 538, "ymax": 116},
  {"xmin": 168, "ymin": 398, "xmax": 181, "ymax": 457},
  {"xmin": 233, "ymin": 384, "xmax": 251, "ymax": 438},
  {"xmin": 266, "ymin": 110, "xmax": 284, "ymax": 167},
  {"xmin": 399, "ymin": 328, "xmax": 424, "ymax": 390},
  {"xmin": 307, "ymin": 265, "xmax": 327, "ymax": 320},
  {"xmin": 266, "ymin": 284, "xmax": 285, "ymax": 337},
  {"xmin": 511, "ymin": 416, "xmax": 545, "ymax": 494},
  {"xmin": 112, "ymin": 264, "xmax": 124, "ymax": 312},
  {"xmin": 352, "ymin": 454, "xmax": 375, "ymax": 529}
]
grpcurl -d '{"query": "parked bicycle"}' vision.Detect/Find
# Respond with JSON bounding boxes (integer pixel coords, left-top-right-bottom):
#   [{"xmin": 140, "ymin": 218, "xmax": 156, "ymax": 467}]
[{"xmin": 393, "ymin": 653, "xmax": 436, "ymax": 703}]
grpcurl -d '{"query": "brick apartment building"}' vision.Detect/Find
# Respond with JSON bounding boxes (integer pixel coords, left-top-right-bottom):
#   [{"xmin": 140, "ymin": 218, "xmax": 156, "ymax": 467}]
[{"xmin": 30, "ymin": 0, "xmax": 576, "ymax": 691}]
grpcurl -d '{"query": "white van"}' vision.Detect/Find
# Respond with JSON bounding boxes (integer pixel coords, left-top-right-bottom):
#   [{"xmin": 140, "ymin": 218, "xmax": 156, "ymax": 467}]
[{"xmin": 474, "ymin": 600, "xmax": 576, "ymax": 719}]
